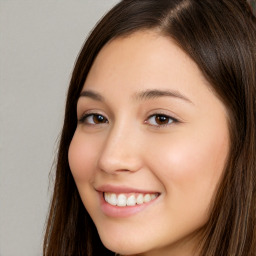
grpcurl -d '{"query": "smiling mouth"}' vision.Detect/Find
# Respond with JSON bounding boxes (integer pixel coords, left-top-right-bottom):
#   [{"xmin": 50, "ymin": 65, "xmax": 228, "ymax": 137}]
[{"xmin": 104, "ymin": 192, "xmax": 159, "ymax": 207}]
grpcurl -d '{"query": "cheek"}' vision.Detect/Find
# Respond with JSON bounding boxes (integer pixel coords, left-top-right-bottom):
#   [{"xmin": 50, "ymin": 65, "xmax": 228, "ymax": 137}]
[
  {"xmin": 68, "ymin": 130, "xmax": 103, "ymax": 221},
  {"xmin": 148, "ymin": 125, "xmax": 229, "ymax": 206},
  {"xmin": 68, "ymin": 130, "xmax": 99, "ymax": 182},
  {"xmin": 165, "ymin": 137, "xmax": 226, "ymax": 183}
]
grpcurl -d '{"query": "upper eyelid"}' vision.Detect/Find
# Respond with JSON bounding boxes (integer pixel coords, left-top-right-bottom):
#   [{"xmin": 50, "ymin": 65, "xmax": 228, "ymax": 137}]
[
  {"xmin": 77, "ymin": 108, "xmax": 184, "ymax": 124},
  {"xmin": 145, "ymin": 114, "xmax": 179, "ymax": 128},
  {"xmin": 77, "ymin": 111, "xmax": 107, "ymax": 123},
  {"xmin": 146, "ymin": 109, "xmax": 182, "ymax": 122},
  {"xmin": 78, "ymin": 109, "xmax": 108, "ymax": 119},
  {"xmin": 79, "ymin": 113, "xmax": 179, "ymax": 127},
  {"xmin": 147, "ymin": 113, "xmax": 178, "ymax": 122},
  {"xmin": 78, "ymin": 113, "xmax": 109, "ymax": 125}
]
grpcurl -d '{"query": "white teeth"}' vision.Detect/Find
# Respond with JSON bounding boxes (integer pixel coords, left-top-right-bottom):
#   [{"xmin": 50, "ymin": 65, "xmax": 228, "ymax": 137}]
[
  {"xmin": 127, "ymin": 195, "xmax": 136, "ymax": 206},
  {"xmin": 136, "ymin": 194, "xmax": 144, "ymax": 205},
  {"xmin": 109, "ymin": 193, "xmax": 117, "ymax": 206},
  {"xmin": 117, "ymin": 194, "xmax": 126, "ymax": 207},
  {"xmin": 144, "ymin": 194, "xmax": 151, "ymax": 203},
  {"xmin": 151, "ymin": 194, "xmax": 157, "ymax": 200},
  {"xmin": 104, "ymin": 192, "xmax": 158, "ymax": 207},
  {"xmin": 105, "ymin": 193, "xmax": 110, "ymax": 203}
]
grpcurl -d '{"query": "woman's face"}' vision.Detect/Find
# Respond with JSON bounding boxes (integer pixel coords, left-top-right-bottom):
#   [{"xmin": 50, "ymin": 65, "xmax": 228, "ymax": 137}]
[{"xmin": 68, "ymin": 31, "xmax": 229, "ymax": 255}]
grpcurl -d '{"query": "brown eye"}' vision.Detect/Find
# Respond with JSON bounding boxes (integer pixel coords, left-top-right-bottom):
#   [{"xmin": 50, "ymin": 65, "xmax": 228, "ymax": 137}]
[
  {"xmin": 146, "ymin": 114, "xmax": 175, "ymax": 126},
  {"xmin": 79, "ymin": 114, "xmax": 108, "ymax": 125},
  {"xmin": 92, "ymin": 114, "xmax": 108, "ymax": 124},
  {"xmin": 155, "ymin": 115, "xmax": 169, "ymax": 125}
]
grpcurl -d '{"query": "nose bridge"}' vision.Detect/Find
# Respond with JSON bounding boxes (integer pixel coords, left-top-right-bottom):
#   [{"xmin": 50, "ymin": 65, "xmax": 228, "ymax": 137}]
[{"xmin": 98, "ymin": 119, "xmax": 142, "ymax": 173}]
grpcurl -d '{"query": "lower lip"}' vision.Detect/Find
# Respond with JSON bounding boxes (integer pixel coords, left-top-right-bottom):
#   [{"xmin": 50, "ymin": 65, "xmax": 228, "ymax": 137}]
[{"xmin": 99, "ymin": 192, "xmax": 160, "ymax": 218}]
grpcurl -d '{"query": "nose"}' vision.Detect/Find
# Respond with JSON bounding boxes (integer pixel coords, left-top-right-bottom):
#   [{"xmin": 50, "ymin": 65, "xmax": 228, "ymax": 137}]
[{"xmin": 98, "ymin": 122, "xmax": 143, "ymax": 174}]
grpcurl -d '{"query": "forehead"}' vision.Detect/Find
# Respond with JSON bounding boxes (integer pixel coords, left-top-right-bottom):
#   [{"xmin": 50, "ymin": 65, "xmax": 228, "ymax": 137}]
[
  {"xmin": 83, "ymin": 30, "xmax": 214, "ymax": 106},
  {"xmin": 87, "ymin": 30, "xmax": 199, "ymax": 78}
]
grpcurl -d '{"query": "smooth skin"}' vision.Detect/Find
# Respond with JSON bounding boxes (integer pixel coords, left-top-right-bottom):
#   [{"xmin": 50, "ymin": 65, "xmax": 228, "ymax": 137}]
[{"xmin": 68, "ymin": 30, "xmax": 230, "ymax": 256}]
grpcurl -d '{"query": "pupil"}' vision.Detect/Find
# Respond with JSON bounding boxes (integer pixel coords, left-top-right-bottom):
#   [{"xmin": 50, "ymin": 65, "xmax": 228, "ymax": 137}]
[
  {"xmin": 93, "ymin": 115, "xmax": 105, "ymax": 123},
  {"xmin": 156, "ymin": 115, "xmax": 168, "ymax": 124},
  {"xmin": 98, "ymin": 115, "xmax": 104, "ymax": 122}
]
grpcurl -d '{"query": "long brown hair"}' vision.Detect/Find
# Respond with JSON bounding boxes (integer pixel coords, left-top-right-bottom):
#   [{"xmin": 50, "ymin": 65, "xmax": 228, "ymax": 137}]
[{"xmin": 43, "ymin": 0, "xmax": 256, "ymax": 255}]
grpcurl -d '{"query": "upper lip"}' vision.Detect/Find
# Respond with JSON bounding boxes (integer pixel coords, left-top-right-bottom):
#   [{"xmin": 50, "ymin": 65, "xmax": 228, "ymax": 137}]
[{"xmin": 96, "ymin": 184, "xmax": 159, "ymax": 194}]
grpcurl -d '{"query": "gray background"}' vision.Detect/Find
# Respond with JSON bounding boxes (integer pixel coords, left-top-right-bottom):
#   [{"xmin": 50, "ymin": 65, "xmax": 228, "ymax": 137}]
[
  {"xmin": 0, "ymin": 1, "xmax": 119, "ymax": 255},
  {"xmin": 1, "ymin": 1, "xmax": 255, "ymax": 256}
]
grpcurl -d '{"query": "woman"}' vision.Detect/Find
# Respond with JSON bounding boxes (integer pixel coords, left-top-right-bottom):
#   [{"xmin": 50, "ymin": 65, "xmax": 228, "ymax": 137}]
[{"xmin": 44, "ymin": 0, "xmax": 256, "ymax": 255}]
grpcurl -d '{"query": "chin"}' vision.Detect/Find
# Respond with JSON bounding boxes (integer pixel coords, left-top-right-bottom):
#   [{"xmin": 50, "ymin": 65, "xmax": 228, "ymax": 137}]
[
  {"xmin": 96, "ymin": 226, "xmax": 151, "ymax": 255},
  {"xmin": 95, "ymin": 220, "xmax": 202, "ymax": 256}
]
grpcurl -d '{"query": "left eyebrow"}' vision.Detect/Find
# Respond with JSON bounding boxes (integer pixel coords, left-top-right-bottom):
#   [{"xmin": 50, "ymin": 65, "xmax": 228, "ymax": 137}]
[
  {"xmin": 133, "ymin": 89, "xmax": 194, "ymax": 105},
  {"xmin": 79, "ymin": 90, "xmax": 104, "ymax": 101}
]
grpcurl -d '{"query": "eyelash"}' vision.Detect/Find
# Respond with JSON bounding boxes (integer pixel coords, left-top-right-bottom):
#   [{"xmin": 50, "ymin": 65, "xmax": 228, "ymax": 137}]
[
  {"xmin": 78, "ymin": 112, "xmax": 179, "ymax": 128},
  {"xmin": 145, "ymin": 114, "xmax": 178, "ymax": 127},
  {"xmin": 78, "ymin": 113, "xmax": 109, "ymax": 125}
]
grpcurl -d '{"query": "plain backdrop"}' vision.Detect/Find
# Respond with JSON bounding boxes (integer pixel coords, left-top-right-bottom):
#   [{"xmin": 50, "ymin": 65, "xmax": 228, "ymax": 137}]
[
  {"xmin": 0, "ymin": 1, "xmax": 119, "ymax": 255},
  {"xmin": 1, "ymin": 1, "xmax": 254, "ymax": 256}
]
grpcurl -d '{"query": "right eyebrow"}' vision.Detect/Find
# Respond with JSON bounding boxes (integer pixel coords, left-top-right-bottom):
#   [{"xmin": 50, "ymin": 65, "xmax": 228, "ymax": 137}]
[
  {"xmin": 79, "ymin": 90, "xmax": 104, "ymax": 101},
  {"xmin": 133, "ymin": 89, "xmax": 194, "ymax": 105}
]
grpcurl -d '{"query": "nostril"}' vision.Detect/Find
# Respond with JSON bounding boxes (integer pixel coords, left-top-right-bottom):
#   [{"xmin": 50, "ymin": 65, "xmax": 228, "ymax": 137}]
[
  {"xmin": 101, "ymin": 168, "xmax": 134, "ymax": 174},
  {"xmin": 117, "ymin": 169, "xmax": 130, "ymax": 172}
]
